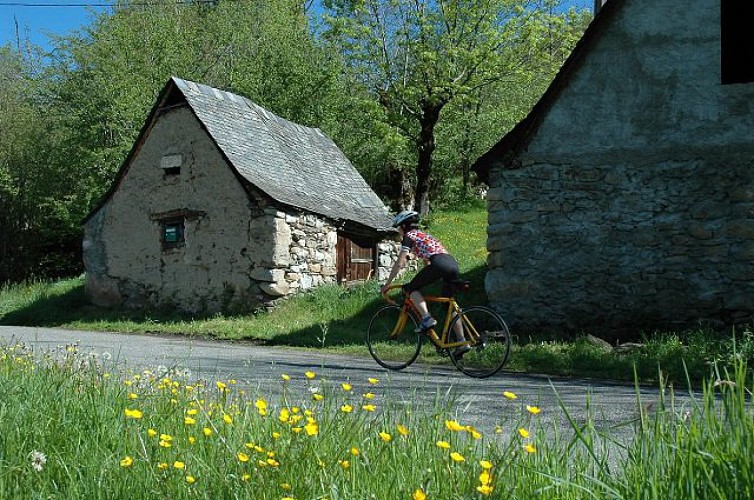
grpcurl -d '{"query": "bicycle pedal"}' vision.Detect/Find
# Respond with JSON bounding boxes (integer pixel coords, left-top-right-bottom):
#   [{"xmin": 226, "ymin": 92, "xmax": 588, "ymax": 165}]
[{"xmin": 436, "ymin": 347, "xmax": 449, "ymax": 357}]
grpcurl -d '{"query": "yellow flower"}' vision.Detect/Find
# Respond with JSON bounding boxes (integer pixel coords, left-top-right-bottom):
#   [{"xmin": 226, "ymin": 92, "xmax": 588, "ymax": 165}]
[
  {"xmin": 127, "ymin": 392, "xmax": 138, "ymax": 400},
  {"xmin": 119, "ymin": 456, "xmax": 134, "ymax": 468},
  {"xmin": 279, "ymin": 408, "xmax": 290, "ymax": 423},
  {"xmin": 173, "ymin": 461, "xmax": 185, "ymax": 469},
  {"xmin": 188, "ymin": 436, "xmax": 196, "ymax": 445},
  {"xmin": 368, "ymin": 378, "xmax": 379, "ymax": 385},
  {"xmin": 469, "ymin": 429, "xmax": 482, "ymax": 440},
  {"xmin": 397, "ymin": 424, "xmax": 409, "ymax": 436},
  {"xmin": 159, "ymin": 440, "xmax": 172, "ymax": 448},
  {"xmin": 362, "ymin": 404, "xmax": 376, "ymax": 412},
  {"xmin": 272, "ymin": 432, "xmax": 281, "ymax": 439},
  {"xmin": 187, "ymin": 408, "xmax": 198, "ymax": 416},
  {"xmin": 339, "ymin": 459, "xmax": 350, "ymax": 469},
  {"xmin": 267, "ymin": 458, "xmax": 280, "ymax": 467},
  {"xmin": 518, "ymin": 428, "xmax": 530, "ymax": 439},
  {"xmin": 280, "ymin": 483, "xmax": 292, "ymax": 490},
  {"xmin": 242, "ymin": 474, "xmax": 252, "ymax": 481},
  {"xmin": 305, "ymin": 421, "xmax": 319, "ymax": 436},
  {"xmin": 237, "ymin": 452, "xmax": 250, "ymax": 463},
  {"xmin": 256, "ymin": 398, "xmax": 268, "ymax": 416},
  {"xmin": 350, "ymin": 447, "xmax": 360, "ymax": 456},
  {"xmin": 223, "ymin": 414, "xmax": 233, "ymax": 425},
  {"xmin": 413, "ymin": 489, "xmax": 426, "ymax": 500},
  {"xmin": 160, "ymin": 433, "xmax": 173, "ymax": 442},
  {"xmin": 379, "ymin": 431, "xmax": 392, "ymax": 442},
  {"xmin": 363, "ymin": 392, "xmax": 375, "ymax": 400},
  {"xmin": 436, "ymin": 440, "xmax": 450, "ymax": 449},
  {"xmin": 480, "ymin": 460, "xmax": 493, "ymax": 470},
  {"xmin": 124, "ymin": 408, "xmax": 143, "ymax": 419},
  {"xmin": 147, "ymin": 428, "xmax": 158, "ymax": 438},
  {"xmin": 450, "ymin": 452, "xmax": 465, "ymax": 462},
  {"xmin": 157, "ymin": 462, "xmax": 168, "ymax": 470},
  {"xmin": 202, "ymin": 427, "xmax": 213, "ymax": 437},
  {"xmin": 184, "ymin": 417, "xmax": 196, "ymax": 425},
  {"xmin": 216, "ymin": 381, "xmax": 227, "ymax": 392},
  {"xmin": 341, "ymin": 382, "xmax": 352, "ymax": 391},
  {"xmin": 282, "ymin": 497, "xmax": 295, "ymax": 500},
  {"xmin": 477, "ymin": 485, "xmax": 494, "ymax": 495},
  {"xmin": 445, "ymin": 420, "xmax": 465, "ymax": 431},
  {"xmin": 282, "ymin": 373, "xmax": 291, "ymax": 381},
  {"xmin": 526, "ymin": 405, "xmax": 542, "ymax": 415},
  {"xmin": 305, "ymin": 371, "xmax": 316, "ymax": 379},
  {"xmin": 480, "ymin": 470, "xmax": 493, "ymax": 486},
  {"xmin": 340, "ymin": 404, "xmax": 353, "ymax": 413},
  {"xmin": 502, "ymin": 391, "xmax": 518, "ymax": 400},
  {"xmin": 524, "ymin": 443, "xmax": 537, "ymax": 454},
  {"xmin": 186, "ymin": 475, "xmax": 196, "ymax": 484}
]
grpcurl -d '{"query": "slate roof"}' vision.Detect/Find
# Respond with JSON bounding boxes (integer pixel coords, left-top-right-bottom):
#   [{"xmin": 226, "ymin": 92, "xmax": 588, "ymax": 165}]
[
  {"xmin": 472, "ymin": 0, "xmax": 622, "ymax": 183},
  {"xmin": 170, "ymin": 78, "xmax": 392, "ymax": 232}
]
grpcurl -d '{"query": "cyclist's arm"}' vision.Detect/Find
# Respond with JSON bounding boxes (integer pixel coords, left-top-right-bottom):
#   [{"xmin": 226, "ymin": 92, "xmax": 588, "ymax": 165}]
[{"xmin": 380, "ymin": 250, "xmax": 409, "ymax": 293}]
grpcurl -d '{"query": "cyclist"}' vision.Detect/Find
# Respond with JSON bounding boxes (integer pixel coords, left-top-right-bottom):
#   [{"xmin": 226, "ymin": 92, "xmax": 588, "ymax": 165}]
[{"xmin": 380, "ymin": 210, "xmax": 470, "ymax": 356}]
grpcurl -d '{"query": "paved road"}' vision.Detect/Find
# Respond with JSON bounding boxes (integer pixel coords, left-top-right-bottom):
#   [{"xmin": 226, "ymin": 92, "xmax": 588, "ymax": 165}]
[{"xmin": 0, "ymin": 326, "xmax": 697, "ymax": 451}]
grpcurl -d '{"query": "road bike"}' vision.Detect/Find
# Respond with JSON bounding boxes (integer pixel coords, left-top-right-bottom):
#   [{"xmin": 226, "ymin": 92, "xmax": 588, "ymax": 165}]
[{"xmin": 366, "ymin": 281, "xmax": 511, "ymax": 378}]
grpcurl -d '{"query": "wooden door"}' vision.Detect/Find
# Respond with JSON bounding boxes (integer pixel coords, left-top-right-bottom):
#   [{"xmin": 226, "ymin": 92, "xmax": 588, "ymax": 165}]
[{"xmin": 336, "ymin": 233, "xmax": 375, "ymax": 284}]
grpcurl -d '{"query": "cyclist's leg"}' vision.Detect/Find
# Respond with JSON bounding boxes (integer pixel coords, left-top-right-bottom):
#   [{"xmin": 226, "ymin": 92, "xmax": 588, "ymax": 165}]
[
  {"xmin": 435, "ymin": 255, "xmax": 466, "ymax": 342},
  {"xmin": 404, "ymin": 264, "xmax": 442, "ymax": 324}
]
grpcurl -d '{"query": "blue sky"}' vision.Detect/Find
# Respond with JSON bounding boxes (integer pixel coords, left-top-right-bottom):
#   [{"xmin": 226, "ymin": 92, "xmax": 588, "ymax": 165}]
[{"xmin": 1, "ymin": 0, "xmax": 593, "ymax": 53}]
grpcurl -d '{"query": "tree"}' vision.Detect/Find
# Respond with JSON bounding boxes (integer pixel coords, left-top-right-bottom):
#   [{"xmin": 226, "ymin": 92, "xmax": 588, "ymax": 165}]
[{"xmin": 323, "ymin": 0, "xmax": 589, "ymax": 215}]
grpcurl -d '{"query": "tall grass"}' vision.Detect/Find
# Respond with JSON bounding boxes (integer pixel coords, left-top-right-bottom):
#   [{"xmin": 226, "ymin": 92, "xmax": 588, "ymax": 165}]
[{"xmin": 1, "ymin": 342, "xmax": 751, "ymax": 499}]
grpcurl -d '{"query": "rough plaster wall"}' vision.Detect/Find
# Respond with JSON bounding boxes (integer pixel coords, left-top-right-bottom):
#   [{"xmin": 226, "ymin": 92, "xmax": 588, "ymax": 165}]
[
  {"xmin": 486, "ymin": 0, "xmax": 754, "ymax": 337},
  {"xmin": 85, "ymin": 106, "xmax": 266, "ymax": 312}
]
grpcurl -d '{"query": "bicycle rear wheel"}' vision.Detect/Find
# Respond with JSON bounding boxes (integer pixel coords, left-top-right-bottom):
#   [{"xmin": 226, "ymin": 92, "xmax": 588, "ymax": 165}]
[
  {"xmin": 449, "ymin": 306, "xmax": 511, "ymax": 378},
  {"xmin": 367, "ymin": 305, "xmax": 422, "ymax": 371}
]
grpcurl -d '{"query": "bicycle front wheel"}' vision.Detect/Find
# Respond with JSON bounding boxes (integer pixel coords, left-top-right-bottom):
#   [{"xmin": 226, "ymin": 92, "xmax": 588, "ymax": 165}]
[
  {"xmin": 449, "ymin": 306, "xmax": 511, "ymax": 378},
  {"xmin": 366, "ymin": 305, "xmax": 421, "ymax": 371}
]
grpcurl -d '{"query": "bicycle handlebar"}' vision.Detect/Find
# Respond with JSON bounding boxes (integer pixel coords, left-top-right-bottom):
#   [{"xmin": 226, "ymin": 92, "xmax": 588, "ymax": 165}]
[{"xmin": 380, "ymin": 284, "xmax": 404, "ymax": 306}]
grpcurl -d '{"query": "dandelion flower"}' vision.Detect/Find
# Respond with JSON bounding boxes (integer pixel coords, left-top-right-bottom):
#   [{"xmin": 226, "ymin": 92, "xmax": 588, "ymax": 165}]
[
  {"xmin": 379, "ymin": 431, "xmax": 392, "ymax": 442},
  {"xmin": 340, "ymin": 404, "xmax": 353, "ymax": 413},
  {"xmin": 305, "ymin": 421, "xmax": 319, "ymax": 436},
  {"xmin": 450, "ymin": 452, "xmax": 465, "ymax": 462},
  {"xmin": 124, "ymin": 408, "xmax": 143, "ymax": 419},
  {"xmin": 368, "ymin": 378, "xmax": 379, "ymax": 385},
  {"xmin": 518, "ymin": 428, "xmax": 530, "ymax": 439},
  {"xmin": 120, "ymin": 456, "xmax": 134, "ymax": 468},
  {"xmin": 305, "ymin": 371, "xmax": 316, "ymax": 379},
  {"xmin": 339, "ymin": 459, "xmax": 350, "ymax": 469},
  {"xmin": 272, "ymin": 431, "xmax": 281, "ymax": 439},
  {"xmin": 160, "ymin": 433, "xmax": 173, "ymax": 442},
  {"xmin": 477, "ymin": 485, "xmax": 494, "ymax": 495},
  {"xmin": 216, "ymin": 381, "xmax": 227, "ymax": 392},
  {"xmin": 255, "ymin": 398, "xmax": 268, "ymax": 416},
  {"xmin": 350, "ymin": 447, "xmax": 360, "ymax": 456},
  {"xmin": 282, "ymin": 373, "xmax": 291, "ymax": 381},
  {"xmin": 524, "ymin": 443, "xmax": 537, "ymax": 453},
  {"xmin": 187, "ymin": 408, "xmax": 198, "ymax": 416},
  {"xmin": 147, "ymin": 429, "xmax": 158, "ymax": 438},
  {"xmin": 526, "ymin": 405, "xmax": 542, "ymax": 415},
  {"xmin": 188, "ymin": 436, "xmax": 196, "ymax": 445},
  {"xmin": 413, "ymin": 489, "xmax": 426, "ymax": 500},
  {"xmin": 159, "ymin": 440, "xmax": 172, "ymax": 448},
  {"xmin": 157, "ymin": 462, "xmax": 169, "ymax": 470},
  {"xmin": 202, "ymin": 427, "xmax": 213, "ymax": 437},
  {"xmin": 436, "ymin": 440, "xmax": 450, "ymax": 449},
  {"xmin": 237, "ymin": 452, "xmax": 250, "ymax": 463},
  {"xmin": 480, "ymin": 460, "xmax": 493, "ymax": 470},
  {"xmin": 397, "ymin": 424, "xmax": 409, "ymax": 436},
  {"xmin": 480, "ymin": 470, "xmax": 493, "ymax": 485},
  {"xmin": 242, "ymin": 474, "xmax": 252, "ymax": 481},
  {"xmin": 267, "ymin": 458, "xmax": 280, "ymax": 467},
  {"xmin": 312, "ymin": 393, "xmax": 324, "ymax": 401},
  {"xmin": 184, "ymin": 417, "xmax": 196, "ymax": 425},
  {"xmin": 173, "ymin": 461, "xmax": 186, "ymax": 469},
  {"xmin": 186, "ymin": 475, "xmax": 196, "ymax": 484},
  {"xmin": 362, "ymin": 404, "xmax": 375, "ymax": 412},
  {"xmin": 445, "ymin": 420, "xmax": 465, "ymax": 431},
  {"xmin": 128, "ymin": 392, "xmax": 138, "ymax": 400},
  {"xmin": 223, "ymin": 414, "xmax": 233, "ymax": 425},
  {"xmin": 363, "ymin": 392, "xmax": 375, "ymax": 400},
  {"xmin": 341, "ymin": 382, "xmax": 352, "ymax": 391},
  {"xmin": 502, "ymin": 391, "xmax": 518, "ymax": 400}
]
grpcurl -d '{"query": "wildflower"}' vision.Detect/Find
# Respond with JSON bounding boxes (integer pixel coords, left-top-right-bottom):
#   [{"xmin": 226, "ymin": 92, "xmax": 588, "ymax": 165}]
[
  {"xmin": 186, "ymin": 408, "xmax": 198, "ymax": 416},
  {"xmin": 281, "ymin": 483, "xmax": 292, "ymax": 490},
  {"xmin": 157, "ymin": 462, "xmax": 169, "ymax": 470},
  {"xmin": 216, "ymin": 381, "xmax": 227, "ymax": 392},
  {"xmin": 255, "ymin": 398, "xmax": 268, "ymax": 416},
  {"xmin": 160, "ymin": 433, "xmax": 173, "ymax": 442},
  {"xmin": 188, "ymin": 436, "xmax": 196, "ymax": 445},
  {"xmin": 305, "ymin": 421, "xmax": 319, "ymax": 436},
  {"xmin": 124, "ymin": 408, "xmax": 143, "ymax": 419},
  {"xmin": 128, "ymin": 392, "xmax": 138, "ymax": 400},
  {"xmin": 450, "ymin": 452, "xmax": 465, "ymax": 462},
  {"xmin": 312, "ymin": 393, "xmax": 324, "ymax": 401},
  {"xmin": 282, "ymin": 497, "xmax": 295, "ymax": 500},
  {"xmin": 518, "ymin": 428, "xmax": 530, "ymax": 439},
  {"xmin": 272, "ymin": 432, "xmax": 281, "ymax": 439},
  {"xmin": 526, "ymin": 405, "xmax": 542, "ymax": 415},
  {"xmin": 202, "ymin": 427, "xmax": 213, "ymax": 437},
  {"xmin": 341, "ymin": 382, "xmax": 352, "ymax": 391},
  {"xmin": 397, "ymin": 424, "xmax": 409, "ymax": 436},
  {"xmin": 477, "ymin": 484, "xmax": 494, "ymax": 495},
  {"xmin": 379, "ymin": 431, "xmax": 392, "ymax": 442},
  {"xmin": 524, "ymin": 443, "xmax": 537, "ymax": 453},
  {"xmin": 120, "ymin": 456, "xmax": 134, "ymax": 468},
  {"xmin": 184, "ymin": 417, "xmax": 196, "ymax": 425},
  {"xmin": 147, "ymin": 429, "xmax": 158, "ymax": 438},
  {"xmin": 339, "ymin": 459, "xmax": 350, "ymax": 470},
  {"xmin": 282, "ymin": 373, "xmax": 291, "ymax": 381},
  {"xmin": 350, "ymin": 447, "xmax": 360, "ymax": 456},
  {"xmin": 437, "ymin": 440, "xmax": 451, "ymax": 449},
  {"xmin": 223, "ymin": 414, "xmax": 233, "ymax": 425},
  {"xmin": 279, "ymin": 408, "xmax": 290, "ymax": 423},
  {"xmin": 368, "ymin": 378, "xmax": 379, "ymax": 385},
  {"xmin": 480, "ymin": 470, "xmax": 493, "ymax": 486},
  {"xmin": 159, "ymin": 440, "xmax": 172, "ymax": 448},
  {"xmin": 413, "ymin": 489, "xmax": 426, "ymax": 500},
  {"xmin": 26, "ymin": 450, "xmax": 45, "ymax": 473},
  {"xmin": 445, "ymin": 420, "xmax": 465, "ymax": 432},
  {"xmin": 173, "ymin": 461, "xmax": 186, "ymax": 469},
  {"xmin": 468, "ymin": 428, "xmax": 482, "ymax": 440},
  {"xmin": 242, "ymin": 474, "xmax": 252, "ymax": 481},
  {"xmin": 305, "ymin": 371, "xmax": 316, "ymax": 379},
  {"xmin": 480, "ymin": 460, "xmax": 493, "ymax": 469},
  {"xmin": 186, "ymin": 475, "xmax": 196, "ymax": 484},
  {"xmin": 502, "ymin": 391, "xmax": 518, "ymax": 400},
  {"xmin": 362, "ymin": 404, "xmax": 376, "ymax": 412},
  {"xmin": 363, "ymin": 392, "xmax": 375, "ymax": 400},
  {"xmin": 267, "ymin": 458, "xmax": 280, "ymax": 467},
  {"xmin": 237, "ymin": 452, "xmax": 250, "ymax": 462}
]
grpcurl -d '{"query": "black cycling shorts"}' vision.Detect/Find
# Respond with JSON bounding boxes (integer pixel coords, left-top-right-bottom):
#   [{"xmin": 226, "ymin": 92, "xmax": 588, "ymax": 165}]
[{"xmin": 403, "ymin": 253, "xmax": 460, "ymax": 297}]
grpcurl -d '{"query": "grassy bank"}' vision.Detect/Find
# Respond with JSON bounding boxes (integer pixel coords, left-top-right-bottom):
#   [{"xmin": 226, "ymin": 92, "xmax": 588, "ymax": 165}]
[
  {"xmin": 1, "ymin": 342, "xmax": 752, "ymax": 499},
  {"xmin": 1, "ymin": 204, "xmax": 752, "ymax": 386}
]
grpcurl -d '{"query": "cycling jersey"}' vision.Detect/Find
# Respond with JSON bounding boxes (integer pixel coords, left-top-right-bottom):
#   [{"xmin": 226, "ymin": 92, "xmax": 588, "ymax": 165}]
[{"xmin": 401, "ymin": 229, "xmax": 447, "ymax": 261}]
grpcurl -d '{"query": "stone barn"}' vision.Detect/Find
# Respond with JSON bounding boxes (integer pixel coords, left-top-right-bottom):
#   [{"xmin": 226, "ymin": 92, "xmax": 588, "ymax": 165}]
[
  {"xmin": 472, "ymin": 0, "xmax": 754, "ymax": 338},
  {"xmin": 83, "ymin": 77, "xmax": 396, "ymax": 313}
]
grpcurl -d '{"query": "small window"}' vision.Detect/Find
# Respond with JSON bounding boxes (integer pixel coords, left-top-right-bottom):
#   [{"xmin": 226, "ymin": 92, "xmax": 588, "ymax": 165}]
[
  {"xmin": 161, "ymin": 154, "xmax": 182, "ymax": 176},
  {"xmin": 161, "ymin": 219, "xmax": 185, "ymax": 249},
  {"xmin": 721, "ymin": 0, "xmax": 754, "ymax": 84}
]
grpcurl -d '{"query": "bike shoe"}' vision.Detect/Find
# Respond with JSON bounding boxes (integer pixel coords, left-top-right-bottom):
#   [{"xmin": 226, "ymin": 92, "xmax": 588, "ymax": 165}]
[
  {"xmin": 453, "ymin": 344, "xmax": 472, "ymax": 358},
  {"xmin": 415, "ymin": 316, "xmax": 437, "ymax": 332}
]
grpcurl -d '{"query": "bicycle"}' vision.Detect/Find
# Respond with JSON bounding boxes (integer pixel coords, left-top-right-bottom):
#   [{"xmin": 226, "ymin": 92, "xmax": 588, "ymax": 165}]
[{"xmin": 366, "ymin": 281, "xmax": 511, "ymax": 378}]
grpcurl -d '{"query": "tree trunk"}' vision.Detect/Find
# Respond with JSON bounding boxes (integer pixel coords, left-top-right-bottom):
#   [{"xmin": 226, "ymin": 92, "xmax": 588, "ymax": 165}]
[{"xmin": 414, "ymin": 105, "xmax": 442, "ymax": 217}]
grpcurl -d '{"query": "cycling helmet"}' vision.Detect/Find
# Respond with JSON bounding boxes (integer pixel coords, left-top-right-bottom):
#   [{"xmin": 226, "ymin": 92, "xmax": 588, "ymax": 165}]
[{"xmin": 392, "ymin": 210, "xmax": 419, "ymax": 228}]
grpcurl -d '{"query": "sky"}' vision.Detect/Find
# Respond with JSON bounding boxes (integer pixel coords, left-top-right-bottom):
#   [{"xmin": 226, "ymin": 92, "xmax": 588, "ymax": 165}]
[{"xmin": 1, "ymin": 0, "xmax": 594, "ymax": 54}]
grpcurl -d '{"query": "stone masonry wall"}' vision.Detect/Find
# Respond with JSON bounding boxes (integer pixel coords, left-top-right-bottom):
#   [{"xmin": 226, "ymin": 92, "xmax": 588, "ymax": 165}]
[{"xmin": 486, "ymin": 157, "xmax": 754, "ymax": 339}]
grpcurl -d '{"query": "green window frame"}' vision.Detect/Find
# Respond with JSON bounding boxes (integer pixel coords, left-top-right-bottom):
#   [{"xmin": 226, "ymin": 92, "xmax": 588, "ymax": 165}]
[{"xmin": 161, "ymin": 219, "xmax": 185, "ymax": 249}]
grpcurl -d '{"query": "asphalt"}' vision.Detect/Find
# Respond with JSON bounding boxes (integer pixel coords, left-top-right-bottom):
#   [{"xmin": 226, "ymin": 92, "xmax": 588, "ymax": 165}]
[{"xmin": 0, "ymin": 325, "xmax": 700, "ymax": 455}]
